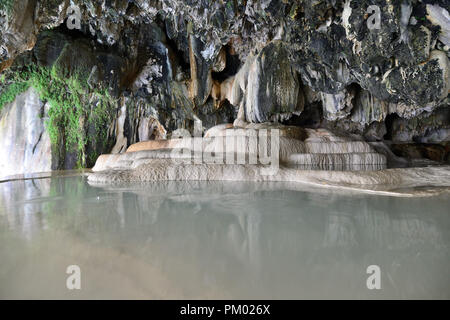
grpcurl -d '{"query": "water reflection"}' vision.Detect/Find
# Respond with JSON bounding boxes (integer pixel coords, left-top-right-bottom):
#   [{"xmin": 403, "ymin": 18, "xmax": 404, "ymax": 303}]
[{"xmin": 0, "ymin": 176, "xmax": 449, "ymax": 299}]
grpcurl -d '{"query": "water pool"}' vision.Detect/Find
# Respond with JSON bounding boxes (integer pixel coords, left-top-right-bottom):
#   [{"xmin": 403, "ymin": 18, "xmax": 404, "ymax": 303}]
[{"xmin": 0, "ymin": 175, "xmax": 449, "ymax": 299}]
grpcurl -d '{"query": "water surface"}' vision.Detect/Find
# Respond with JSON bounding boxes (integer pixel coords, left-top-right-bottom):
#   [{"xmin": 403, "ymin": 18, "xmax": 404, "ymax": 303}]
[{"xmin": 0, "ymin": 175, "xmax": 449, "ymax": 299}]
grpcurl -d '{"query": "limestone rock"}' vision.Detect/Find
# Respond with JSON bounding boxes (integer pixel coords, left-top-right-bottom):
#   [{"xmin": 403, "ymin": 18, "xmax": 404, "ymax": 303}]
[
  {"xmin": 321, "ymin": 89, "xmax": 355, "ymax": 121},
  {"xmin": 426, "ymin": 4, "xmax": 450, "ymax": 48},
  {"xmin": 383, "ymin": 50, "xmax": 450, "ymax": 107},
  {"xmin": 126, "ymin": 139, "xmax": 183, "ymax": 153},
  {"xmin": 1, "ymin": 0, "xmax": 449, "ymax": 169},
  {"xmin": 351, "ymin": 90, "xmax": 389, "ymax": 126},
  {"xmin": 92, "ymin": 125, "xmax": 385, "ymax": 173},
  {"xmin": 110, "ymin": 100, "xmax": 128, "ymax": 154},
  {"xmin": 138, "ymin": 117, "xmax": 167, "ymax": 142},
  {"xmin": 204, "ymin": 124, "xmax": 234, "ymax": 138},
  {"xmin": 188, "ymin": 35, "xmax": 213, "ymax": 106},
  {"xmin": 88, "ymin": 159, "xmax": 450, "ymax": 198},
  {"xmin": 212, "ymin": 47, "xmax": 226, "ymax": 72},
  {"xmin": 0, "ymin": 87, "xmax": 51, "ymax": 178},
  {"xmin": 245, "ymin": 41, "xmax": 303, "ymax": 123},
  {"xmin": 388, "ymin": 107, "xmax": 450, "ymax": 143},
  {"xmin": 230, "ymin": 54, "xmax": 255, "ymax": 107},
  {"xmin": 287, "ymin": 153, "xmax": 386, "ymax": 171},
  {"xmin": 0, "ymin": 0, "xmax": 38, "ymax": 72},
  {"xmin": 205, "ymin": 123, "xmax": 307, "ymax": 140}
]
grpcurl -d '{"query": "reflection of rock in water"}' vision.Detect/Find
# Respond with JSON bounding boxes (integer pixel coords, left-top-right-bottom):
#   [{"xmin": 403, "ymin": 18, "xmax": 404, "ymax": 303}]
[
  {"xmin": 0, "ymin": 178, "xmax": 51, "ymax": 240},
  {"xmin": 1, "ymin": 177, "xmax": 449, "ymax": 298},
  {"xmin": 323, "ymin": 214, "xmax": 358, "ymax": 247},
  {"xmin": 95, "ymin": 182, "xmax": 449, "ymax": 297},
  {"xmin": 2, "ymin": 178, "xmax": 448, "ymax": 251}
]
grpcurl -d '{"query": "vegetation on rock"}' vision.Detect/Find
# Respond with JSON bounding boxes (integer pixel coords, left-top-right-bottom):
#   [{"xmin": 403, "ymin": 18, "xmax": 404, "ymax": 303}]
[
  {"xmin": 0, "ymin": 80, "xmax": 30, "ymax": 112},
  {"xmin": 0, "ymin": 63, "xmax": 116, "ymax": 168},
  {"xmin": 0, "ymin": 0, "xmax": 14, "ymax": 15}
]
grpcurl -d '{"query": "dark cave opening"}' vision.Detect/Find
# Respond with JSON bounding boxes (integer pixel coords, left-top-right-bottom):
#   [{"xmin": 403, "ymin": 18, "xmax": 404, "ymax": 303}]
[
  {"xmin": 165, "ymin": 36, "xmax": 191, "ymax": 76},
  {"xmin": 282, "ymin": 101, "xmax": 323, "ymax": 129},
  {"xmin": 211, "ymin": 44, "xmax": 242, "ymax": 82},
  {"xmin": 55, "ymin": 22, "xmax": 86, "ymax": 39},
  {"xmin": 383, "ymin": 113, "xmax": 400, "ymax": 141},
  {"xmin": 47, "ymin": 20, "xmax": 122, "ymax": 57}
]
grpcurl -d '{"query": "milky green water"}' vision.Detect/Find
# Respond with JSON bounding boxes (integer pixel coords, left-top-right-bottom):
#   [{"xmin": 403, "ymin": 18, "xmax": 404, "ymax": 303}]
[{"xmin": 0, "ymin": 175, "xmax": 449, "ymax": 299}]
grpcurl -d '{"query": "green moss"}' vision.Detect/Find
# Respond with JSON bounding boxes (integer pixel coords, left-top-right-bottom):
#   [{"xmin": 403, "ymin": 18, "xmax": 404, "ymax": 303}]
[
  {"xmin": 86, "ymin": 89, "xmax": 115, "ymax": 166},
  {"xmin": 0, "ymin": 0, "xmax": 14, "ymax": 14},
  {"xmin": 0, "ymin": 81, "xmax": 30, "ymax": 111},
  {"xmin": 21, "ymin": 66, "xmax": 84, "ymax": 153},
  {"xmin": 2, "ymin": 63, "xmax": 116, "ymax": 168}
]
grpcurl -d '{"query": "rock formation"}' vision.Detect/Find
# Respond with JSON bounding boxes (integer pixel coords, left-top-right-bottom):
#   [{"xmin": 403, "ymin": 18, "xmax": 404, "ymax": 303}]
[
  {"xmin": 0, "ymin": 87, "xmax": 51, "ymax": 178},
  {"xmin": 0, "ymin": 0, "xmax": 449, "ymax": 176}
]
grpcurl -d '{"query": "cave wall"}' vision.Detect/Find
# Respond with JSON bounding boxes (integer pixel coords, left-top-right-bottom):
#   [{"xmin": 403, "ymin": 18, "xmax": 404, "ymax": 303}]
[
  {"xmin": 0, "ymin": 87, "xmax": 51, "ymax": 178},
  {"xmin": 0, "ymin": 0, "xmax": 449, "ymax": 173}
]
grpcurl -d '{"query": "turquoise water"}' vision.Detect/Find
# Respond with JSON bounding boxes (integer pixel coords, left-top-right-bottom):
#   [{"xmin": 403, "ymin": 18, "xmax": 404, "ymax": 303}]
[{"xmin": 0, "ymin": 175, "xmax": 449, "ymax": 299}]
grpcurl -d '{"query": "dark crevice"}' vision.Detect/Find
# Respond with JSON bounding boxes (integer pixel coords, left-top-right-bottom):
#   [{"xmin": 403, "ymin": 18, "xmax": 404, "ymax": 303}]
[
  {"xmin": 32, "ymin": 132, "xmax": 43, "ymax": 154},
  {"xmin": 165, "ymin": 36, "xmax": 190, "ymax": 73},
  {"xmin": 383, "ymin": 113, "xmax": 400, "ymax": 141},
  {"xmin": 282, "ymin": 101, "xmax": 323, "ymax": 129},
  {"xmin": 54, "ymin": 21, "xmax": 92, "ymax": 41},
  {"xmin": 212, "ymin": 44, "xmax": 241, "ymax": 82}
]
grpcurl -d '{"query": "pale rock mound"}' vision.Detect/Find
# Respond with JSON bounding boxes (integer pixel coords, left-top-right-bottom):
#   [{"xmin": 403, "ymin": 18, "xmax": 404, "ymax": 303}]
[
  {"xmin": 88, "ymin": 159, "xmax": 450, "ymax": 197},
  {"xmin": 126, "ymin": 139, "xmax": 183, "ymax": 153},
  {"xmin": 93, "ymin": 124, "xmax": 386, "ymax": 172},
  {"xmin": 88, "ymin": 123, "xmax": 450, "ymax": 196}
]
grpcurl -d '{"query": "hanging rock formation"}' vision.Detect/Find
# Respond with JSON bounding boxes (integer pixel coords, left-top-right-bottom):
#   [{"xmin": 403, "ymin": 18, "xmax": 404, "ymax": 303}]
[{"xmin": 243, "ymin": 41, "xmax": 304, "ymax": 123}]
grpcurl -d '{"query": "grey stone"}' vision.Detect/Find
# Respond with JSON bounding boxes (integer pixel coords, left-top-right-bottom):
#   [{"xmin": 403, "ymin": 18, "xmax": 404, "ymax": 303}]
[{"xmin": 0, "ymin": 87, "xmax": 51, "ymax": 178}]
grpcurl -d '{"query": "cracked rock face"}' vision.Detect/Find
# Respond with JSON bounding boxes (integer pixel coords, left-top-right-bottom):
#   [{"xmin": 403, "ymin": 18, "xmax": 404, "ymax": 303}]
[{"xmin": 0, "ymin": 0, "xmax": 449, "ymax": 172}]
